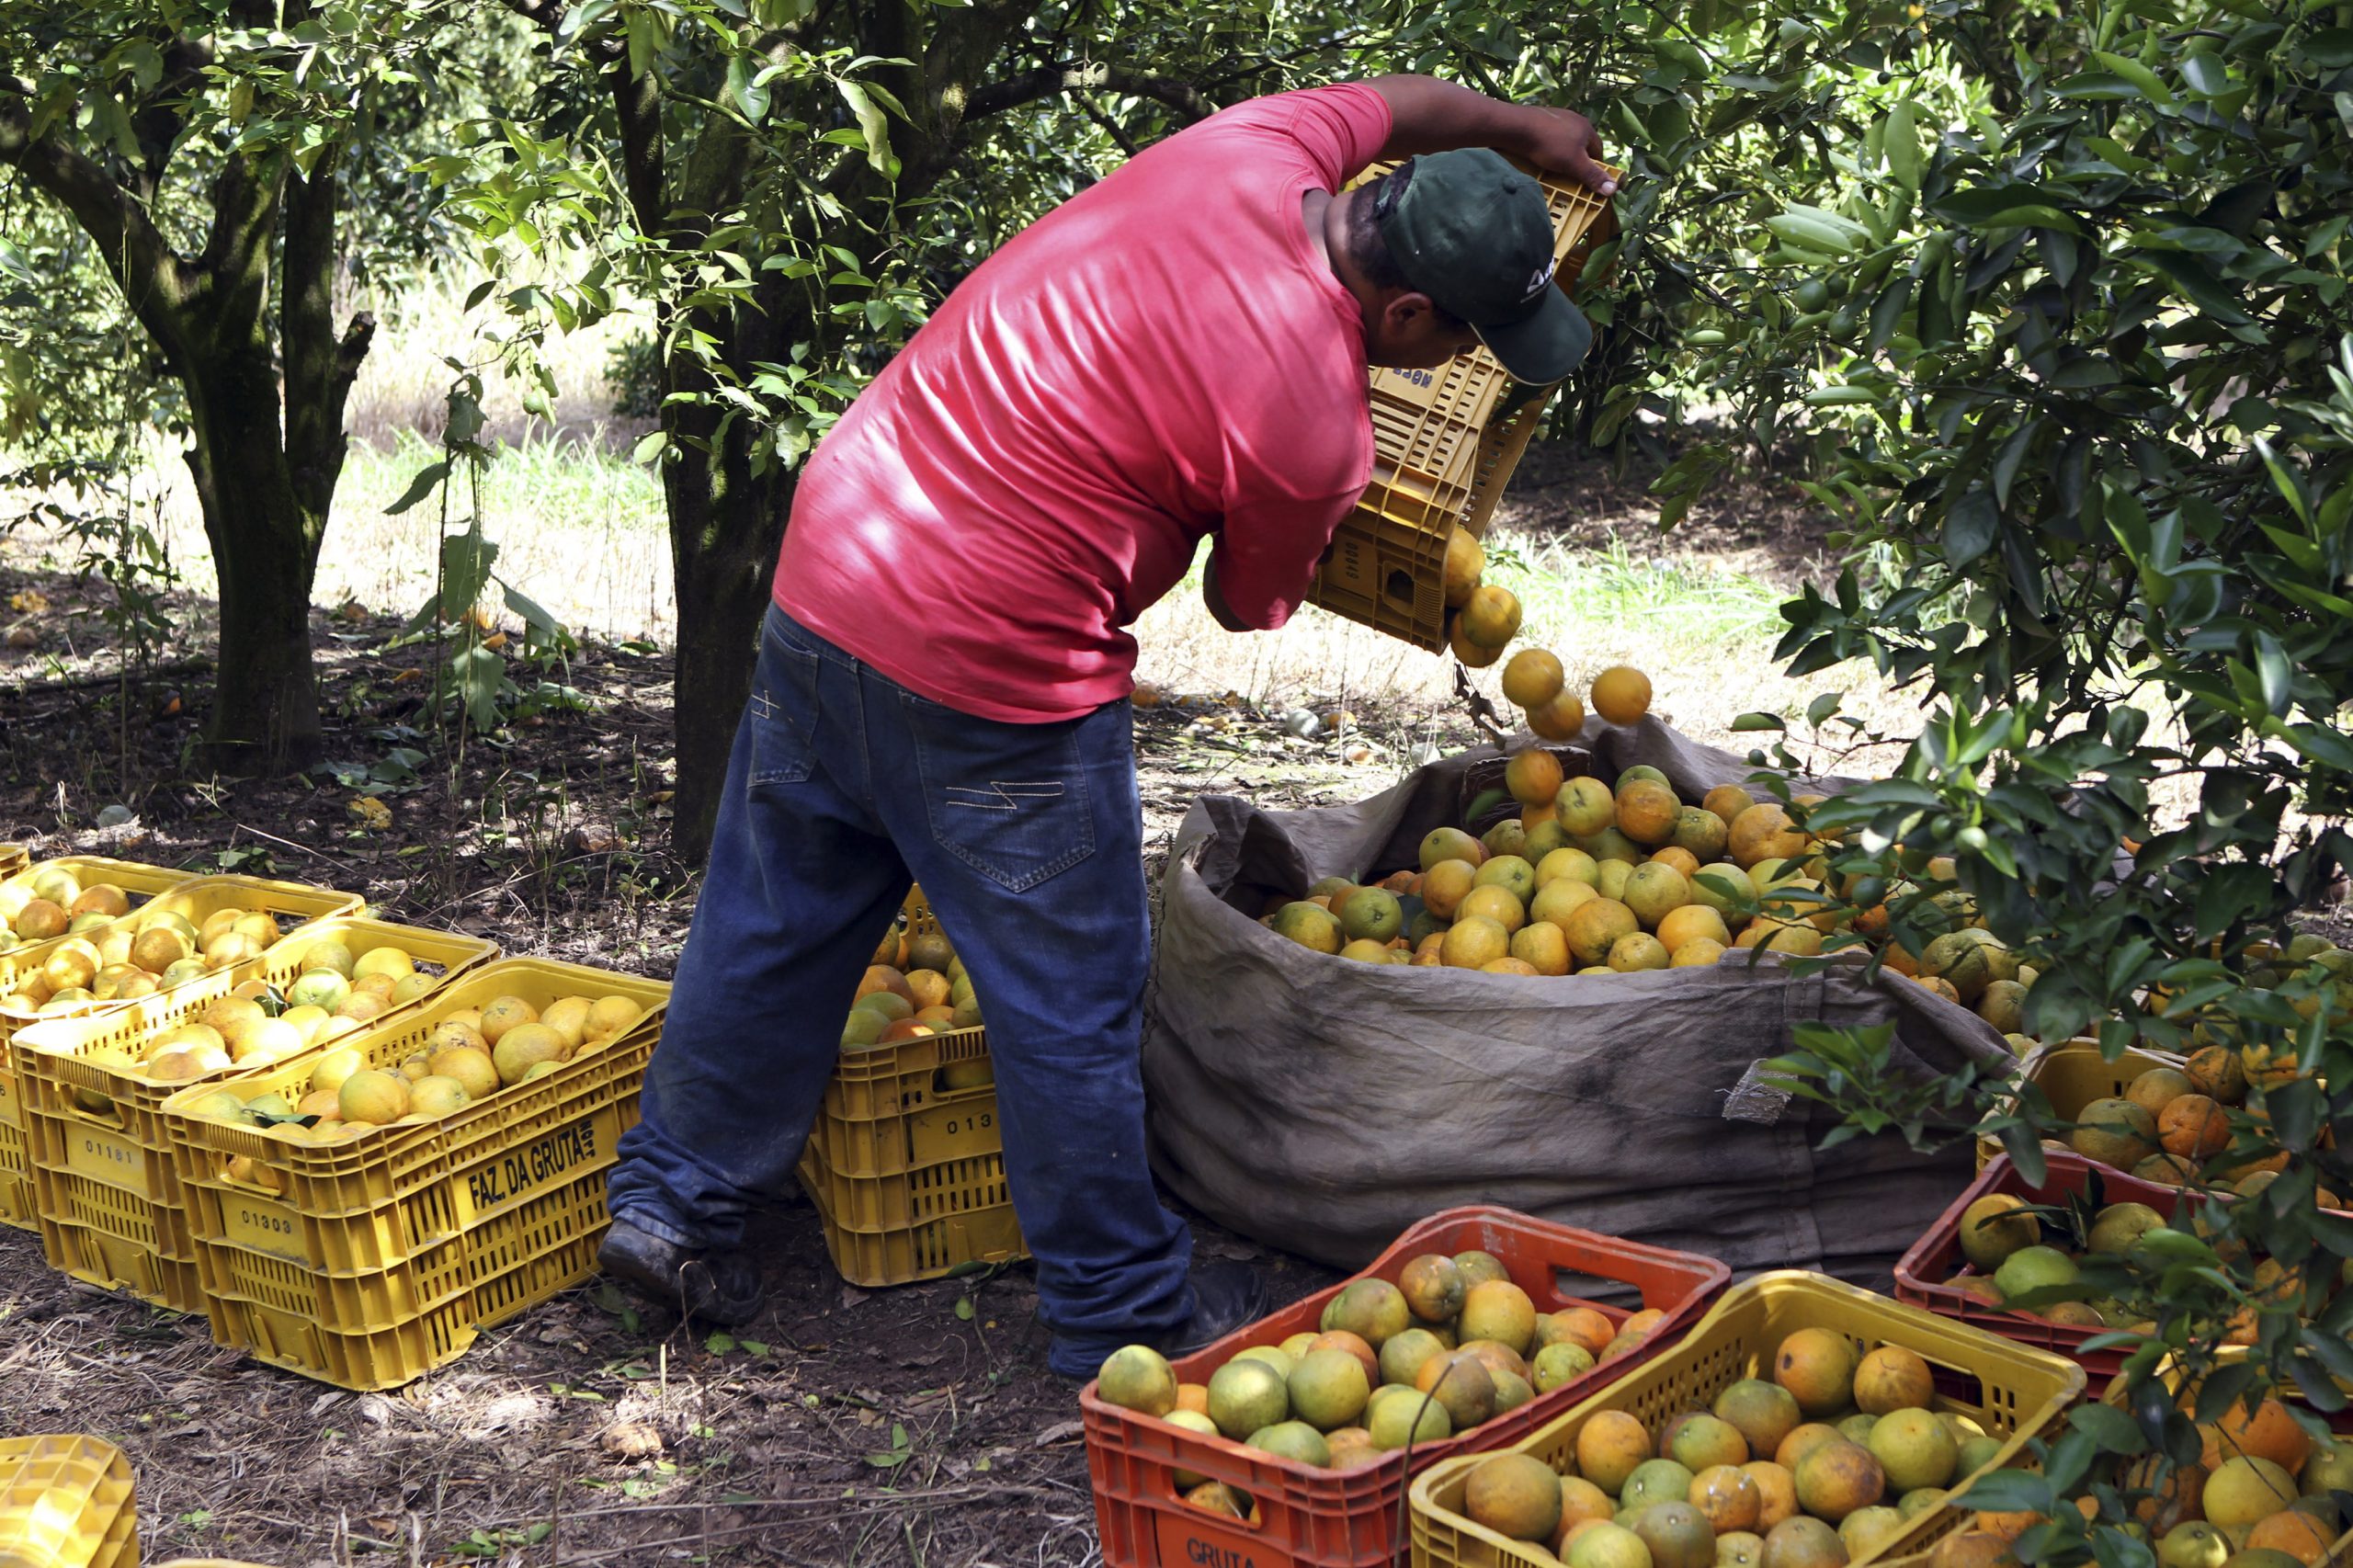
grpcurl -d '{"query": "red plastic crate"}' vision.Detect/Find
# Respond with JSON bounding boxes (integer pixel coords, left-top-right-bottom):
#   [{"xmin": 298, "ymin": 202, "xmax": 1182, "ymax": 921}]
[
  {"xmin": 1894, "ymin": 1151, "xmax": 2189, "ymax": 1380},
  {"xmin": 1079, "ymin": 1205, "xmax": 1729, "ymax": 1568}
]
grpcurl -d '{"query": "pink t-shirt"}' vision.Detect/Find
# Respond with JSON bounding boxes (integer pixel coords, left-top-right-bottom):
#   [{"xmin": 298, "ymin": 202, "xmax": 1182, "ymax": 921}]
[{"xmin": 775, "ymin": 85, "xmax": 1392, "ymax": 722}]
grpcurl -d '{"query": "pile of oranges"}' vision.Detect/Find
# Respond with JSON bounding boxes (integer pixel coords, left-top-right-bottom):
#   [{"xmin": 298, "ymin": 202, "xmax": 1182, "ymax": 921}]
[
  {"xmin": 1093, "ymin": 1246, "xmax": 1666, "ymax": 1517},
  {"xmin": 1449, "ymin": 1334, "xmax": 2012, "ymax": 1568}
]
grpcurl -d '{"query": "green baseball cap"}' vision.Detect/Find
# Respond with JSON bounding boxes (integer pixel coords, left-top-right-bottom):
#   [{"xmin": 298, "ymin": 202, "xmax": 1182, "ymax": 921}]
[{"xmin": 1373, "ymin": 148, "xmax": 1593, "ymax": 385}]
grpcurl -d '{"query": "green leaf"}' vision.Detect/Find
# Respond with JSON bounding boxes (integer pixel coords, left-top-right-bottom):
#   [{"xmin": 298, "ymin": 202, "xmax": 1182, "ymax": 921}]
[
  {"xmin": 836, "ymin": 79, "xmax": 896, "ymax": 179},
  {"xmin": 726, "ymin": 53, "xmax": 769, "ymax": 123},
  {"xmin": 705, "ymin": 1332, "xmax": 736, "ymax": 1354},
  {"xmin": 1943, "ymin": 491, "xmax": 1999, "ymax": 569},
  {"xmin": 631, "ymin": 430, "xmax": 668, "ymax": 464},
  {"xmin": 2092, "ymin": 50, "xmax": 2177, "ymax": 106},
  {"xmin": 384, "ymin": 461, "xmax": 449, "ymax": 517},
  {"xmin": 2069, "ymin": 1402, "xmax": 2147, "ymax": 1454}
]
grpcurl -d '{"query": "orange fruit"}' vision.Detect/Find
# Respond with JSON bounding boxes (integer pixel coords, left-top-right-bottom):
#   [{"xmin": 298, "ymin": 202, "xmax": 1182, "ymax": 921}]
[
  {"xmin": 1461, "ymin": 585, "xmax": 1523, "ymax": 649},
  {"xmin": 1691, "ymin": 1463, "xmax": 1763, "ymax": 1533},
  {"xmin": 1556, "ymin": 776, "xmax": 1616, "ymax": 835},
  {"xmin": 1591, "ymin": 665, "xmax": 1652, "ymax": 725},
  {"xmin": 1544, "ymin": 1307, "xmax": 1616, "ymax": 1357},
  {"xmin": 1744, "ymin": 1460, "xmax": 1799, "ymax": 1529},
  {"xmin": 1481, "ymin": 956, "xmax": 1540, "ymax": 975},
  {"xmin": 2206, "ymin": 1396, "xmax": 2313, "ymax": 1474},
  {"xmin": 1502, "ymin": 650, "xmax": 1566, "ymax": 709},
  {"xmin": 2159, "ymin": 1093, "xmax": 2231, "ymax": 1159},
  {"xmin": 1563, "ymin": 898, "xmax": 1639, "ymax": 966},
  {"xmin": 1465, "ymin": 1453, "xmax": 1565, "ymax": 1544},
  {"xmin": 2245, "ymin": 1509, "xmax": 2336, "ymax": 1564},
  {"xmin": 1440, "ymin": 916, "xmax": 1511, "ymax": 970},
  {"xmin": 1451, "ymin": 619, "xmax": 1503, "ymax": 668},
  {"xmin": 1657, "ymin": 905, "xmax": 1731, "ymax": 951},
  {"xmin": 1459, "ymin": 884, "xmax": 1527, "ymax": 934},
  {"xmin": 1852, "ymin": 1345, "xmax": 1935, "ymax": 1415},
  {"xmin": 1423, "ymin": 859, "xmax": 1478, "ymax": 918},
  {"xmin": 1528, "ymin": 690, "xmax": 1586, "ymax": 742},
  {"xmin": 855, "ymin": 966, "xmax": 912, "ymax": 1003},
  {"xmin": 1928, "ymin": 1531, "xmax": 2022, "ymax": 1568},
  {"xmin": 1575, "ymin": 1409, "xmax": 1654, "ymax": 1495},
  {"xmin": 2184, "ymin": 1043, "xmax": 2248, "ymax": 1104},
  {"xmin": 1506, "ymin": 748, "xmax": 1566, "ymax": 806},
  {"xmin": 1648, "ymin": 846, "xmax": 1701, "ymax": 878},
  {"xmin": 1673, "ymin": 807, "xmax": 1730, "ymax": 860},
  {"xmin": 1671, "ymin": 937, "xmax": 1726, "ymax": 966},
  {"xmin": 1701, "ymin": 785, "xmax": 1754, "ymax": 825},
  {"xmin": 1510, "ymin": 922, "xmax": 1573, "ymax": 976},
  {"xmin": 1792, "ymin": 1437, "xmax": 1886, "ymax": 1521},
  {"xmin": 1728, "ymin": 804, "xmax": 1808, "ymax": 869},
  {"xmin": 1622, "ymin": 863, "xmax": 1691, "ymax": 929},
  {"xmin": 1614, "ymin": 780, "xmax": 1681, "ymax": 846},
  {"xmin": 1773, "ymin": 1328, "xmax": 1856, "ymax": 1416},
  {"xmin": 1761, "ymin": 1515, "xmax": 1850, "ymax": 1568},
  {"xmin": 1608, "ymin": 932, "xmax": 1670, "ymax": 971},
  {"xmin": 1444, "ymin": 527, "xmax": 1485, "ymax": 607}
]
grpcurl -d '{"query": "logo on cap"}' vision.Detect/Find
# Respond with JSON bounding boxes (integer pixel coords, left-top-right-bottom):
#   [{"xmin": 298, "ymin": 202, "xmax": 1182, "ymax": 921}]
[{"xmin": 1522, "ymin": 259, "xmax": 1558, "ymax": 303}]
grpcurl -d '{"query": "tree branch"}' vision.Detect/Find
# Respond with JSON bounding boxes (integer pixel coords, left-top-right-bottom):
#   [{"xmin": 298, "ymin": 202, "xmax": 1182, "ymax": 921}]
[
  {"xmin": 965, "ymin": 62, "xmax": 1213, "ymax": 124},
  {"xmin": 0, "ymin": 82, "xmax": 195, "ymax": 362}
]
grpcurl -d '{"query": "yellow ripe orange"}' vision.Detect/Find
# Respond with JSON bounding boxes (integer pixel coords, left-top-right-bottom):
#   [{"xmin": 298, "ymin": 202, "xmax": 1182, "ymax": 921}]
[
  {"xmin": 1591, "ymin": 665, "xmax": 1652, "ymax": 725},
  {"xmin": 1527, "ymin": 690, "xmax": 1586, "ymax": 743},
  {"xmin": 1444, "ymin": 527, "xmax": 1485, "ymax": 608},
  {"xmin": 1657, "ymin": 905, "xmax": 1731, "ymax": 951},
  {"xmin": 1441, "ymin": 916, "xmax": 1512, "ymax": 970},
  {"xmin": 1501, "ymin": 649, "xmax": 1565, "ymax": 709},
  {"xmin": 1556, "ymin": 777, "xmax": 1616, "ymax": 836},
  {"xmin": 1482, "ymin": 957, "xmax": 1541, "ymax": 976},
  {"xmin": 1451, "ymin": 619, "xmax": 1504, "ymax": 668},
  {"xmin": 1671, "ymin": 937, "xmax": 1726, "ymax": 966},
  {"xmin": 1511, "ymin": 922, "xmax": 1573, "ymax": 976},
  {"xmin": 1460, "ymin": 884, "xmax": 1527, "ymax": 935},
  {"xmin": 856, "ymin": 965, "xmax": 912, "ymax": 1003},
  {"xmin": 1461, "ymin": 585, "xmax": 1523, "ymax": 649},
  {"xmin": 1506, "ymin": 748, "xmax": 1566, "ymax": 807}
]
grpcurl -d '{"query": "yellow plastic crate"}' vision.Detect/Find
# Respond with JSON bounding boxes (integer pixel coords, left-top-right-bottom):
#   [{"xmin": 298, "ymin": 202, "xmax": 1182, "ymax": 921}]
[
  {"xmin": 0, "ymin": 858, "xmax": 201, "ymax": 1233},
  {"xmin": 0, "ymin": 844, "xmax": 28, "ymax": 876},
  {"xmin": 11, "ymin": 919, "xmax": 494, "ymax": 1312},
  {"xmin": 1307, "ymin": 164, "xmax": 1618, "ymax": 651},
  {"xmin": 0, "ymin": 1434, "xmax": 135, "ymax": 1568},
  {"xmin": 161, "ymin": 959, "xmax": 667, "ymax": 1388},
  {"xmin": 807, "ymin": 1180, "xmax": 1024, "ymax": 1289},
  {"xmin": 1407, "ymin": 1271, "xmax": 2087, "ymax": 1568},
  {"xmin": 0, "ymin": 873, "xmax": 366, "ymax": 1033},
  {"xmin": 1979, "ymin": 1042, "xmax": 2182, "ymax": 1171}
]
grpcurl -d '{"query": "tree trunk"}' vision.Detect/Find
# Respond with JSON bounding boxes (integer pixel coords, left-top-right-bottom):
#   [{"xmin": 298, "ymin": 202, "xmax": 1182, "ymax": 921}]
[
  {"xmin": 668, "ymin": 460, "xmax": 791, "ymax": 862},
  {"xmin": 182, "ymin": 347, "xmax": 328, "ymax": 774}
]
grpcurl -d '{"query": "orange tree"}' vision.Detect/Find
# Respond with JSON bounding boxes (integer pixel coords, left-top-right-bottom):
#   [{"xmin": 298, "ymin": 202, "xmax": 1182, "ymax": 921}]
[
  {"xmin": 1711, "ymin": 0, "xmax": 2353, "ymax": 1557},
  {"xmin": 0, "ymin": 0, "xmax": 476, "ymax": 770}
]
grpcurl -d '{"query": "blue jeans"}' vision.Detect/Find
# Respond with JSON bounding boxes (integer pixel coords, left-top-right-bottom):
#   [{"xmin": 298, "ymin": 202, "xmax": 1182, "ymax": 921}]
[{"xmin": 608, "ymin": 606, "xmax": 1194, "ymax": 1374}]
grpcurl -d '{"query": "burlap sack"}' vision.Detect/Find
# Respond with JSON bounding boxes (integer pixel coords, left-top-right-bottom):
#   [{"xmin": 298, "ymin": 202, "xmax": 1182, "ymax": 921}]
[{"xmin": 1142, "ymin": 715, "xmax": 2008, "ymax": 1288}]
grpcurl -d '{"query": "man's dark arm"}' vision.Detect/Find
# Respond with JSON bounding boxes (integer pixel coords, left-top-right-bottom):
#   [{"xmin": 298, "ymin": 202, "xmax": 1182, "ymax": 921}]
[{"xmin": 1366, "ymin": 75, "xmax": 1617, "ymax": 197}]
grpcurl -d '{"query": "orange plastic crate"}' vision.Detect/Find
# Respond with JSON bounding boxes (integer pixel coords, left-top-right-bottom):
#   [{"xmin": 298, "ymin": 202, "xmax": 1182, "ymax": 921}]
[
  {"xmin": 1082, "ymin": 1205, "xmax": 1728, "ymax": 1568},
  {"xmin": 13, "ymin": 918, "xmax": 488, "ymax": 1312},
  {"xmin": 0, "ymin": 1434, "xmax": 136, "ymax": 1568}
]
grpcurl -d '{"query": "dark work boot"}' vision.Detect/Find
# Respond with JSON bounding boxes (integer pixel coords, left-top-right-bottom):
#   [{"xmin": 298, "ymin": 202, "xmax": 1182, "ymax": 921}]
[{"xmin": 598, "ymin": 1217, "xmax": 764, "ymax": 1326}]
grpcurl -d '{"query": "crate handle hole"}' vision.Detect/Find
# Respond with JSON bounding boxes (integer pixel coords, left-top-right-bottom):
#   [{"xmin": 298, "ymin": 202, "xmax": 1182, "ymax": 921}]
[{"xmin": 1381, "ymin": 569, "xmax": 1417, "ymax": 608}]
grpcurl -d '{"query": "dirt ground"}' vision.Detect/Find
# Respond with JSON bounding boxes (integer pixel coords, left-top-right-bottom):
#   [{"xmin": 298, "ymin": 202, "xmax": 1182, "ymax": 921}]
[{"xmin": 0, "ymin": 449, "xmax": 1824, "ymax": 1566}]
